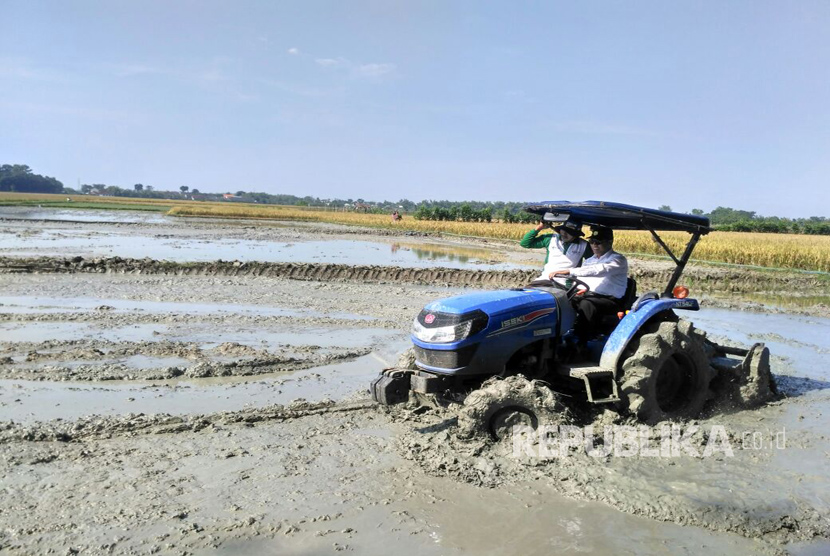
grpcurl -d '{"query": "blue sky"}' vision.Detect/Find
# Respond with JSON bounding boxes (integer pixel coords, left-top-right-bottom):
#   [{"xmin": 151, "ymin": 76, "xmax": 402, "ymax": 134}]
[{"xmin": 2, "ymin": 1, "xmax": 829, "ymax": 217}]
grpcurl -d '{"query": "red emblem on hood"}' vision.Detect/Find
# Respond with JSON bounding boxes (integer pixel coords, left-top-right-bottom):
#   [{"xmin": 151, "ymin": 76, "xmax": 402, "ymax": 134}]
[{"xmin": 424, "ymin": 314, "xmax": 436, "ymax": 324}]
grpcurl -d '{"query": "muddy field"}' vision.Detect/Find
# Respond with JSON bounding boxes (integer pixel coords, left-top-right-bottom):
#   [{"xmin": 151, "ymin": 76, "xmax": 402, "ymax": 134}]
[{"xmin": 1, "ymin": 208, "xmax": 829, "ymax": 555}]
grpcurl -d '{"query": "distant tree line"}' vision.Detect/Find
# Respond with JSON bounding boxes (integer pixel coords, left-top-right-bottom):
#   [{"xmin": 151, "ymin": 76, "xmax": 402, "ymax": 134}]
[
  {"xmin": 411, "ymin": 201, "xmax": 830, "ymax": 235},
  {"xmin": 412, "ymin": 200, "xmax": 541, "ymax": 223},
  {"xmin": 4, "ymin": 162, "xmax": 828, "ymax": 234},
  {"xmin": 68, "ymin": 182, "xmax": 419, "ymax": 213},
  {"xmin": 413, "ymin": 204, "xmax": 493, "ymax": 222},
  {"xmin": 694, "ymin": 206, "xmax": 830, "ymax": 235},
  {"xmin": 0, "ymin": 164, "xmax": 64, "ymax": 194}
]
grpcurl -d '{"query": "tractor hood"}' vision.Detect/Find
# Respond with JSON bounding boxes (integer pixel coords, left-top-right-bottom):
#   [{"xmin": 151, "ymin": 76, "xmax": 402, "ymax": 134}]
[{"xmin": 422, "ymin": 289, "xmax": 555, "ymax": 319}]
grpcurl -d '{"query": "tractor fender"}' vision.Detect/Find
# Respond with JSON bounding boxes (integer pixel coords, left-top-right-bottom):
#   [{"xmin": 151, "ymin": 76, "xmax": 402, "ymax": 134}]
[{"xmin": 599, "ymin": 297, "xmax": 700, "ymax": 375}]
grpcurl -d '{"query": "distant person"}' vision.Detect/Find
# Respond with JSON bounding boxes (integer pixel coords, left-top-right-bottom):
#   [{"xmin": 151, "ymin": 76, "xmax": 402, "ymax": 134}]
[
  {"xmin": 549, "ymin": 226, "xmax": 629, "ymax": 340},
  {"xmin": 520, "ymin": 218, "xmax": 588, "ymax": 283},
  {"xmin": 391, "ymin": 210, "xmax": 402, "ymax": 221}
]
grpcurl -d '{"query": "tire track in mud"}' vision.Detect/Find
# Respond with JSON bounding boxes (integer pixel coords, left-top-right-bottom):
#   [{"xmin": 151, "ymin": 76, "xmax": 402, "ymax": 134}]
[{"xmin": 1, "ymin": 256, "xmax": 825, "ymax": 294}]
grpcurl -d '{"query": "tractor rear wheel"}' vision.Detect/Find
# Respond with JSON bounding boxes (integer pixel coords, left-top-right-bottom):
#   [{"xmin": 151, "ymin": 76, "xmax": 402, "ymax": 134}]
[
  {"xmin": 620, "ymin": 319, "xmax": 714, "ymax": 424},
  {"xmin": 457, "ymin": 375, "xmax": 569, "ymax": 440}
]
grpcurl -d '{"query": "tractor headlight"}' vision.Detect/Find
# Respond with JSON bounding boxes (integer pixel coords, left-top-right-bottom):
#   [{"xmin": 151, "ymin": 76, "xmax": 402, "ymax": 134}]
[{"xmin": 412, "ymin": 318, "xmax": 474, "ymax": 344}]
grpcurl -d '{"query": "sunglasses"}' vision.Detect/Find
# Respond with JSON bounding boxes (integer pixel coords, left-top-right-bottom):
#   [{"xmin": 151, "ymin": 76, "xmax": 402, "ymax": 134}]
[{"xmin": 588, "ymin": 239, "xmax": 606, "ymax": 245}]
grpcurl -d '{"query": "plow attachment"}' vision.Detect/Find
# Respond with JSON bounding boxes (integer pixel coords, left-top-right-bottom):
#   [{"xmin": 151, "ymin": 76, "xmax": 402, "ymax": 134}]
[{"xmin": 708, "ymin": 341, "xmax": 776, "ymax": 406}]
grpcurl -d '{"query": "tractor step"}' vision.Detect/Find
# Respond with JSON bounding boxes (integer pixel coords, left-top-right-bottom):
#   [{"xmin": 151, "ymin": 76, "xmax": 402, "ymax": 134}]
[{"xmin": 564, "ymin": 363, "xmax": 620, "ymax": 404}]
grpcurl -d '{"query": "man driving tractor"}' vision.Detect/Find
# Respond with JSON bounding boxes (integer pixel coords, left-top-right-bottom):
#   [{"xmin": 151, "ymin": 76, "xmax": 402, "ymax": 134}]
[{"xmin": 549, "ymin": 226, "xmax": 629, "ymax": 341}]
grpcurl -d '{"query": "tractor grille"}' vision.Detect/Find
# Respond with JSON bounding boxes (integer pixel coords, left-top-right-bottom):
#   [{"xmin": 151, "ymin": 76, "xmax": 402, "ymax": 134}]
[{"xmin": 414, "ymin": 344, "xmax": 478, "ymax": 370}]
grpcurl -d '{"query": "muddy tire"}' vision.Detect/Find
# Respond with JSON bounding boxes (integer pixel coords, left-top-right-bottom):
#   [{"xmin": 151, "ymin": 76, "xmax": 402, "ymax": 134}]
[
  {"xmin": 457, "ymin": 375, "xmax": 569, "ymax": 440},
  {"xmin": 620, "ymin": 319, "xmax": 714, "ymax": 424},
  {"xmin": 397, "ymin": 347, "xmax": 418, "ymax": 370}
]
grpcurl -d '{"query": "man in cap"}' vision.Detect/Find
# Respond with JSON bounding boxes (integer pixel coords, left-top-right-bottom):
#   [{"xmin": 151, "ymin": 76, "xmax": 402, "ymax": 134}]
[
  {"xmin": 520, "ymin": 217, "xmax": 589, "ymax": 283},
  {"xmin": 549, "ymin": 226, "xmax": 629, "ymax": 340}
]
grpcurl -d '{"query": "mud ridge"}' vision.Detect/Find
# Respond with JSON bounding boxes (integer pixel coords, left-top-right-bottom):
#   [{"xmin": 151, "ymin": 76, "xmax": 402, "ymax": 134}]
[
  {"xmin": 0, "ymin": 312, "xmax": 400, "ymax": 329},
  {"xmin": 0, "ymin": 399, "xmax": 376, "ymax": 444},
  {"xmin": 1, "ymin": 256, "xmax": 826, "ymax": 294},
  {"xmin": 0, "ymin": 339, "xmax": 372, "ymax": 381}
]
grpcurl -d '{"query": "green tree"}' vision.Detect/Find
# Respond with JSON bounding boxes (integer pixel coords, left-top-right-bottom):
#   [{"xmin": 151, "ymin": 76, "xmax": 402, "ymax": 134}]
[
  {"xmin": 709, "ymin": 207, "xmax": 756, "ymax": 225},
  {"xmin": 134, "ymin": 183, "xmax": 144, "ymax": 192},
  {"xmin": 180, "ymin": 186, "xmax": 189, "ymax": 193},
  {"xmin": 0, "ymin": 173, "xmax": 63, "ymax": 193},
  {"xmin": 0, "ymin": 164, "xmax": 32, "ymax": 181},
  {"xmin": 413, "ymin": 205, "xmax": 431, "ymax": 220}
]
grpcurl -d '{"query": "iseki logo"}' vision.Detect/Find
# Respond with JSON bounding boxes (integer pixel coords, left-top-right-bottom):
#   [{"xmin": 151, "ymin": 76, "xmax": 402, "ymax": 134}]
[{"xmin": 424, "ymin": 314, "xmax": 435, "ymax": 324}]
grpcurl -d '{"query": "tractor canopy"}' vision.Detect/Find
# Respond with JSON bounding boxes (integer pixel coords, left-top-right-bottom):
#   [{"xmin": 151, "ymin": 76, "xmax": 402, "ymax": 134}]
[
  {"xmin": 524, "ymin": 201, "xmax": 711, "ymax": 296},
  {"xmin": 523, "ymin": 201, "xmax": 711, "ymax": 234}
]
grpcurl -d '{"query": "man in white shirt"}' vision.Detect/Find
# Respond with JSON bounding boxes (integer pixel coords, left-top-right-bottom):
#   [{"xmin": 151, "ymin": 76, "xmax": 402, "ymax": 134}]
[{"xmin": 549, "ymin": 226, "xmax": 629, "ymax": 339}]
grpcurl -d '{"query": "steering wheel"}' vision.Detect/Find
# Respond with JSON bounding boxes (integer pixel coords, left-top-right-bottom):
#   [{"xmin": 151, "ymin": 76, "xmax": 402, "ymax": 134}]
[{"xmin": 565, "ymin": 277, "xmax": 590, "ymax": 300}]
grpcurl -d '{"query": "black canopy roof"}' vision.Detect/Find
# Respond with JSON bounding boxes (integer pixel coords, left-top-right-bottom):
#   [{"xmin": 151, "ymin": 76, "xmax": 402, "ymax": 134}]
[{"xmin": 524, "ymin": 201, "xmax": 711, "ymax": 234}]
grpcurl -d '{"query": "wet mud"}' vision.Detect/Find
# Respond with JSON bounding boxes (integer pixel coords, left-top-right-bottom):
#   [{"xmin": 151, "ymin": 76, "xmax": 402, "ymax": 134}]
[{"xmin": 392, "ymin": 400, "xmax": 829, "ymax": 548}]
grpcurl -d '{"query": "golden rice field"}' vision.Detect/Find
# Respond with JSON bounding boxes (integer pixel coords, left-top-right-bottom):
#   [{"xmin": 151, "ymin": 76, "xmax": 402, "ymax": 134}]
[
  {"xmin": 166, "ymin": 204, "xmax": 830, "ymax": 273},
  {"xmin": 1, "ymin": 194, "xmax": 827, "ymax": 272}
]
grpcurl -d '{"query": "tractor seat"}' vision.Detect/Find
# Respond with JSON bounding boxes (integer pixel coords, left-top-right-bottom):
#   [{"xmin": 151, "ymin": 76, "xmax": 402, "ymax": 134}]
[
  {"xmin": 619, "ymin": 277, "xmax": 637, "ymax": 311},
  {"xmin": 597, "ymin": 277, "xmax": 637, "ymax": 333}
]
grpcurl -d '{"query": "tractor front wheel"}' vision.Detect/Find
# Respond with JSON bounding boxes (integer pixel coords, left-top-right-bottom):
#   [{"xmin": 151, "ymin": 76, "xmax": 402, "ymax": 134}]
[
  {"xmin": 457, "ymin": 375, "xmax": 569, "ymax": 440},
  {"xmin": 620, "ymin": 319, "xmax": 714, "ymax": 424}
]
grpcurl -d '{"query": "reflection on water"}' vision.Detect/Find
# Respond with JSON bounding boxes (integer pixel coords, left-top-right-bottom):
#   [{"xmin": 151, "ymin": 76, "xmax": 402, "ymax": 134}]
[
  {"xmin": 390, "ymin": 242, "xmax": 505, "ymax": 265},
  {"xmin": 0, "ymin": 228, "xmax": 523, "ymax": 270},
  {"xmin": 0, "ymin": 207, "xmax": 170, "ymax": 224},
  {"xmin": 392, "ymin": 244, "xmax": 469, "ymax": 263}
]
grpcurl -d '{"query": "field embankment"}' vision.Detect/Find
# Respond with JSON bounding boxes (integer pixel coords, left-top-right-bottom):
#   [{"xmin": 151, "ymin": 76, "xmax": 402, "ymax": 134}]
[{"xmin": 1, "ymin": 256, "xmax": 827, "ymax": 300}]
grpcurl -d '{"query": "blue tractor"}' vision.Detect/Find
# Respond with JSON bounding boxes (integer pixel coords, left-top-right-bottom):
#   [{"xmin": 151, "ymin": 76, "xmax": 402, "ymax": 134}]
[{"xmin": 371, "ymin": 201, "xmax": 773, "ymax": 435}]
